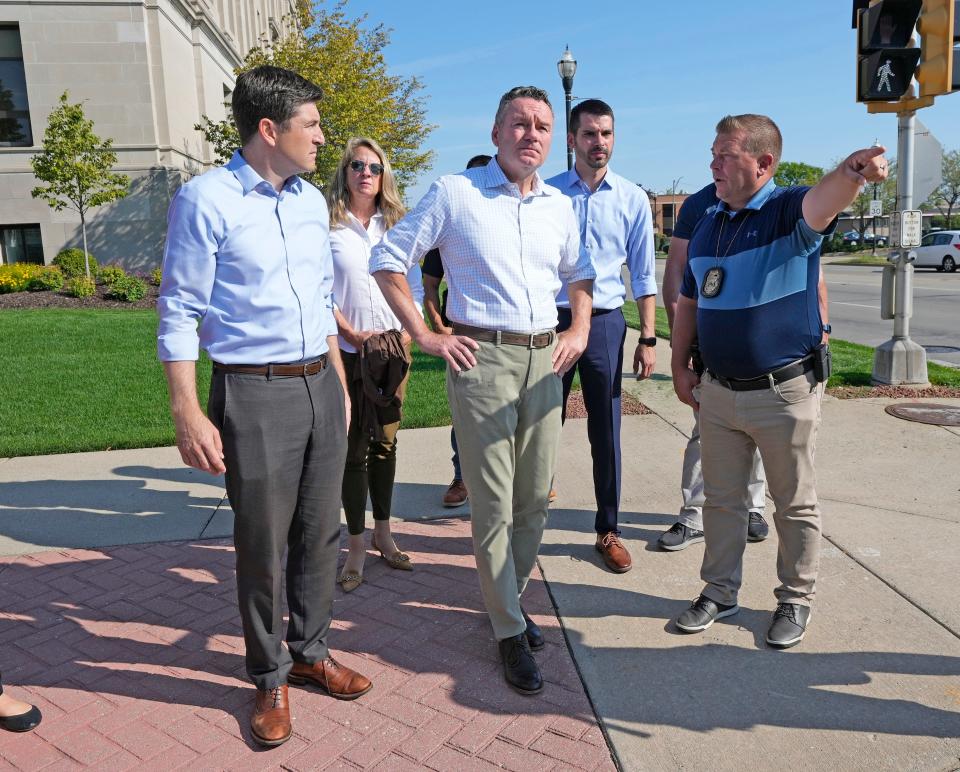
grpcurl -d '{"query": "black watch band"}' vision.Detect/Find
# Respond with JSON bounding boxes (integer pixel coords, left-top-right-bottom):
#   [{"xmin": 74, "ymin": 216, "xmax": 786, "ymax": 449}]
[
  {"xmin": 639, "ymin": 337, "xmax": 657, "ymax": 347},
  {"xmin": 822, "ymin": 324, "xmax": 832, "ymax": 334}
]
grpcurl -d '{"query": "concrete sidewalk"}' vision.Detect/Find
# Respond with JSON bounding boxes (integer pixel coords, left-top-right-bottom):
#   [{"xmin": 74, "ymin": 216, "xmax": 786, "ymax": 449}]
[{"xmin": 1, "ymin": 329, "xmax": 958, "ymax": 770}]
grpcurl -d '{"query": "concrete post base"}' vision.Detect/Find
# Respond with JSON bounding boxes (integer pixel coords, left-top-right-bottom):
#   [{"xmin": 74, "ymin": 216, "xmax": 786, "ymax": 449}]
[{"xmin": 871, "ymin": 337, "xmax": 929, "ymax": 385}]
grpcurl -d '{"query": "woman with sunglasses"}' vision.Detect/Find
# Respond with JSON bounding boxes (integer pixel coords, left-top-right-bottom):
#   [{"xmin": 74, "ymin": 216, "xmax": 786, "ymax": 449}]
[{"xmin": 326, "ymin": 138, "xmax": 423, "ymax": 592}]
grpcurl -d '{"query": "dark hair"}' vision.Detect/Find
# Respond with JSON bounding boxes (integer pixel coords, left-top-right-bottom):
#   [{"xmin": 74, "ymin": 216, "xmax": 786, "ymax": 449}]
[
  {"xmin": 232, "ymin": 65, "xmax": 324, "ymax": 145},
  {"xmin": 494, "ymin": 86, "xmax": 552, "ymax": 125},
  {"xmin": 466, "ymin": 154, "xmax": 492, "ymax": 169},
  {"xmin": 570, "ymin": 99, "xmax": 614, "ymax": 135}
]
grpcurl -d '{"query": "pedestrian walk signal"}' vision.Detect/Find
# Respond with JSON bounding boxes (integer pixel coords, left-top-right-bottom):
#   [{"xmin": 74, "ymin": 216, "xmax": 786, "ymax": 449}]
[{"xmin": 857, "ymin": 0, "xmax": 923, "ymax": 101}]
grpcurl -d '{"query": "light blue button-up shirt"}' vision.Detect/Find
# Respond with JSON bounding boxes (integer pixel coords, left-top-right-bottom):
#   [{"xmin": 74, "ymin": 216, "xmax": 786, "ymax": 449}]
[
  {"xmin": 157, "ymin": 151, "xmax": 337, "ymax": 364},
  {"xmin": 369, "ymin": 158, "xmax": 594, "ymax": 333},
  {"xmin": 545, "ymin": 167, "xmax": 657, "ymax": 309}
]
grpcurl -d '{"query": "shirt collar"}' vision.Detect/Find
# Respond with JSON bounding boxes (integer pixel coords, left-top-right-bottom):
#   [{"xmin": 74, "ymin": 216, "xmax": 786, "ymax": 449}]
[
  {"xmin": 566, "ymin": 166, "xmax": 614, "ymax": 194},
  {"xmin": 229, "ymin": 150, "xmax": 303, "ymax": 195},
  {"xmin": 715, "ymin": 178, "xmax": 776, "ymax": 217},
  {"xmin": 486, "ymin": 156, "xmax": 547, "ymax": 196},
  {"xmin": 345, "ymin": 208, "xmax": 384, "ymax": 236}
]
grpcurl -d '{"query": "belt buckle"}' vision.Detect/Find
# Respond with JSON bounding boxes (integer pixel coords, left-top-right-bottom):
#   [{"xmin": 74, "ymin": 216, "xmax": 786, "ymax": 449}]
[
  {"xmin": 494, "ymin": 330, "xmax": 502, "ymax": 346},
  {"xmin": 527, "ymin": 332, "xmax": 536, "ymax": 349}
]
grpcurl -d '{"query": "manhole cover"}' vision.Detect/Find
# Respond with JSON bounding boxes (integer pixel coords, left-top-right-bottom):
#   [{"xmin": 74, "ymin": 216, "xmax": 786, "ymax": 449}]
[{"xmin": 884, "ymin": 403, "xmax": 960, "ymax": 426}]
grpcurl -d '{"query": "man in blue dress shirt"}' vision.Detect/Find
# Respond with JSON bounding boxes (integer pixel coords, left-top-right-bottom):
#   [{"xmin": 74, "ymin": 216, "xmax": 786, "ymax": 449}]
[
  {"xmin": 546, "ymin": 99, "xmax": 657, "ymax": 574},
  {"xmin": 157, "ymin": 66, "xmax": 372, "ymax": 747}
]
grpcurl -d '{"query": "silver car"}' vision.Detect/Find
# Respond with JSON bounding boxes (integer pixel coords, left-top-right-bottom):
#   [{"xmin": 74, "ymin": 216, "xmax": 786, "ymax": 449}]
[{"xmin": 913, "ymin": 230, "xmax": 960, "ymax": 272}]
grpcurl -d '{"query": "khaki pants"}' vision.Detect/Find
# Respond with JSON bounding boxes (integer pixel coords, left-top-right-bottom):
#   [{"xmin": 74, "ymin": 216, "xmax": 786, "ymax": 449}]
[
  {"xmin": 447, "ymin": 339, "xmax": 562, "ymax": 639},
  {"xmin": 698, "ymin": 370, "xmax": 824, "ymax": 607}
]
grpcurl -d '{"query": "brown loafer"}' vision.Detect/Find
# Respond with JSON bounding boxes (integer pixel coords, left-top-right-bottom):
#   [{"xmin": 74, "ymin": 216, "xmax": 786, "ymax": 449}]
[
  {"xmin": 596, "ymin": 531, "xmax": 632, "ymax": 573},
  {"xmin": 250, "ymin": 685, "xmax": 291, "ymax": 747},
  {"xmin": 288, "ymin": 656, "xmax": 373, "ymax": 700},
  {"xmin": 442, "ymin": 478, "xmax": 468, "ymax": 507}
]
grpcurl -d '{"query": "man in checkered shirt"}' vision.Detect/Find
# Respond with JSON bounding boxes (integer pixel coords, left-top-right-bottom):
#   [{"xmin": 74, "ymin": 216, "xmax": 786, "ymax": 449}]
[{"xmin": 371, "ymin": 86, "xmax": 595, "ymax": 695}]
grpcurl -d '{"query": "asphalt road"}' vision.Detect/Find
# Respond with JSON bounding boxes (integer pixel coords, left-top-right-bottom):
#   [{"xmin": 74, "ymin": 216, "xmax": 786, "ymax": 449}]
[{"xmin": 646, "ymin": 259, "xmax": 960, "ymax": 368}]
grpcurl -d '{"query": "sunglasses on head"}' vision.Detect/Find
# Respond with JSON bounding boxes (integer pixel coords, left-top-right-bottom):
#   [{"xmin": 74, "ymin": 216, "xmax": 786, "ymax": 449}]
[{"xmin": 349, "ymin": 160, "xmax": 384, "ymax": 176}]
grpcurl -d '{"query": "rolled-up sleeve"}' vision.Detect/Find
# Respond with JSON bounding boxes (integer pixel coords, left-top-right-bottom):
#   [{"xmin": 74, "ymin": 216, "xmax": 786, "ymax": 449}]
[
  {"xmin": 370, "ymin": 180, "xmax": 448, "ymax": 276},
  {"xmin": 627, "ymin": 192, "xmax": 657, "ymax": 297},
  {"xmin": 558, "ymin": 200, "xmax": 595, "ymax": 284},
  {"xmin": 157, "ymin": 185, "xmax": 219, "ymax": 361}
]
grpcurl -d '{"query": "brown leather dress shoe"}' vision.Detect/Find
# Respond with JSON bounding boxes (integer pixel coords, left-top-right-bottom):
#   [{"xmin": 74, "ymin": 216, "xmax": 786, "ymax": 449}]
[
  {"xmin": 442, "ymin": 478, "xmax": 468, "ymax": 507},
  {"xmin": 288, "ymin": 657, "xmax": 373, "ymax": 700},
  {"xmin": 250, "ymin": 685, "xmax": 291, "ymax": 747},
  {"xmin": 596, "ymin": 531, "xmax": 632, "ymax": 573}
]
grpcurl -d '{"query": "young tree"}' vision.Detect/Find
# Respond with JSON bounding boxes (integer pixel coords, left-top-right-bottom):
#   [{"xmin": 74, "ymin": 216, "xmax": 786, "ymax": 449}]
[
  {"xmin": 774, "ymin": 161, "xmax": 824, "ymax": 187},
  {"xmin": 930, "ymin": 149, "xmax": 960, "ymax": 229},
  {"xmin": 196, "ymin": 2, "xmax": 434, "ymax": 195},
  {"xmin": 30, "ymin": 92, "xmax": 129, "ymax": 279}
]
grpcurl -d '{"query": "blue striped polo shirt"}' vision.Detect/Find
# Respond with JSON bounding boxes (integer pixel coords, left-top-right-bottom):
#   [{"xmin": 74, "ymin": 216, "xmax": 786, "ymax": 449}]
[{"xmin": 679, "ymin": 179, "xmax": 833, "ymax": 379}]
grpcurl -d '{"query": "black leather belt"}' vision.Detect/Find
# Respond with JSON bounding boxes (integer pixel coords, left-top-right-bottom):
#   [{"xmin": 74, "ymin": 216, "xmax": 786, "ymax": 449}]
[
  {"xmin": 452, "ymin": 323, "xmax": 555, "ymax": 349},
  {"xmin": 708, "ymin": 356, "xmax": 814, "ymax": 391},
  {"xmin": 213, "ymin": 355, "xmax": 328, "ymax": 377}
]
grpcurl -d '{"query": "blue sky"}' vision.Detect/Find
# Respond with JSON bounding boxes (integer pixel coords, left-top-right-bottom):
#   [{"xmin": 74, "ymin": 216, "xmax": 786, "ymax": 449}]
[{"xmin": 343, "ymin": 0, "xmax": 960, "ymax": 203}]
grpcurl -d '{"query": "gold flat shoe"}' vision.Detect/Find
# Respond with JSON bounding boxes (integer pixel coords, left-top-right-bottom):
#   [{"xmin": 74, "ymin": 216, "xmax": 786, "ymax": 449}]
[
  {"xmin": 370, "ymin": 534, "xmax": 414, "ymax": 571},
  {"xmin": 337, "ymin": 571, "xmax": 363, "ymax": 592}
]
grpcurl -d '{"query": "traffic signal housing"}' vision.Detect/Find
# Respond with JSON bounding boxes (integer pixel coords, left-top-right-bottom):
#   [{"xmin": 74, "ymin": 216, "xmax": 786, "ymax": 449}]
[
  {"xmin": 917, "ymin": 0, "xmax": 958, "ymax": 95},
  {"xmin": 857, "ymin": 0, "xmax": 922, "ymax": 101}
]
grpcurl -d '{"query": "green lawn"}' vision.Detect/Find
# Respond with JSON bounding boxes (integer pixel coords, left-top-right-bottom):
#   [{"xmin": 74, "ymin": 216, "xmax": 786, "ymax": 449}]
[
  {"xmin": 2, "ymin": 306, "xmax": 957, "ymax": 457},
  {"xmin": 0, "ymin": 309, "xmax": 450, "ymax": 458}
]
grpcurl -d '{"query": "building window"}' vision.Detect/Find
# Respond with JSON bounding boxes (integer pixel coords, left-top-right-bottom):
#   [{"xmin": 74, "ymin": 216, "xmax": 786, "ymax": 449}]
[
  {"xmin": 662, "ymin": 203, "xmax": 674, "ymax": 221},
  {"xmin": 1, "ymin": 224, "xmax": 43, "ymax": 264},
  {"xmin": 0, "ymin": 25, "xmax": 32, "ymax": 147}
]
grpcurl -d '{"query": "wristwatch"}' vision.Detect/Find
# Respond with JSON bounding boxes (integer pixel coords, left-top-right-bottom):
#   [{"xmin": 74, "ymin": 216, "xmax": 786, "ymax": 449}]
[
  {"xmin": 822, "ymin": 324, "xmax": 832, "ymax": 334},
  {"xmin": 639, "ymin": 337, "xmax": 657, "ymax": 347}
]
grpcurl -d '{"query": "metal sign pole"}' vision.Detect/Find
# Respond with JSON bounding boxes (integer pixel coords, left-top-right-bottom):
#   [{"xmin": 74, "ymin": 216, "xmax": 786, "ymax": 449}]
[{"xmin": 872, "ymin": 102, "xmax": 929, "ymax": 385}]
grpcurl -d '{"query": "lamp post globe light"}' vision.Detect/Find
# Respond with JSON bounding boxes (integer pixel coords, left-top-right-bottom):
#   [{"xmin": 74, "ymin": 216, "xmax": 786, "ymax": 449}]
[{"xmin": 557, "ymin": 46, "xmax": 577, "ymax": 170}]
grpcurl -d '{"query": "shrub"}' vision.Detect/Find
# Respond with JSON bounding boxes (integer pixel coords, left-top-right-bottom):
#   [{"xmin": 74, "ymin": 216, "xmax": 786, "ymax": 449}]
[
  {"xmin": 0, "ymin": 263, "xmax": 42, "ymax": 293},
  {"xmin": 150, "ymin": 267, "xmax": 162, "ymax": 286},
  {"xmin": 63, "ymin": 275, "xmax": 96, "ymax": 298},
  {"xmin": 106, "ymin": 274, "xmax": 147, "ymax": 302},
  {"xmin": 98, "ymin": 265, "xmax": 127, "ymax": 287},
  {"xmin": 27, "ymin": 266, "xmax": 64, "ymax": 292},
  {"xmin": 53, "ymin": 248, "xmax": 98, "ymax": 279}
]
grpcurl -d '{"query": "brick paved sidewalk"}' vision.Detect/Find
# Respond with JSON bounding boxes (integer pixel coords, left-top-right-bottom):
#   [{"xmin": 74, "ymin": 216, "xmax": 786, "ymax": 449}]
[{"xmin": 0, "ymin": 517, "xmax": 614, "ymax": 771}]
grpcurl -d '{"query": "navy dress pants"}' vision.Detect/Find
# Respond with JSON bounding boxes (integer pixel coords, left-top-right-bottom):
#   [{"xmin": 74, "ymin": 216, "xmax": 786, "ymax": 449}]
[{"xmin": 558, "ymin": 306, "xmax": 626, "ymax": 534}]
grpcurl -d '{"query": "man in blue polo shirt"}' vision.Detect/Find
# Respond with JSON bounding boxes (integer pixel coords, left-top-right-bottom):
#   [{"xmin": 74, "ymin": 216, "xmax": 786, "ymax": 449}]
[
  {"xmin": 546, "ymin": 99, "xmax": 657, "ymax": 574},
  {"xmin": 670, "ymin": 114, "xmax": 887, "ymax": 648}
]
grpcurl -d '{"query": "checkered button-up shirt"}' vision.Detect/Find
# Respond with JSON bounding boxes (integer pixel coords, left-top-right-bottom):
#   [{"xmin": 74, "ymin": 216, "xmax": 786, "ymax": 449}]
[{"xmin": 369, "ymin": 159, "xmax": 594, "ymax": 333}]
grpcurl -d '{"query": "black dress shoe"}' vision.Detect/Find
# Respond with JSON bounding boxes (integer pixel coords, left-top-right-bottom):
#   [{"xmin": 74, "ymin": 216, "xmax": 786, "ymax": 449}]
[
  {"xmin": 0, "ymin": 705, "xmax": 41, "ymax": 733},
  {"xmin": 521, "ymin": 607, "xmax": 545, "ymax": 650},
  {"xmin": 498, "ymin": 634, "xmax": 543, "ymax": 694}
]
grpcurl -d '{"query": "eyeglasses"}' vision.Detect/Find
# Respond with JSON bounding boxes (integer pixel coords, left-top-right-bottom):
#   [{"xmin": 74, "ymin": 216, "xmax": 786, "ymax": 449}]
[{"xmin": 349, "ymin": 160, "xmax": 384, "ymax": 176}]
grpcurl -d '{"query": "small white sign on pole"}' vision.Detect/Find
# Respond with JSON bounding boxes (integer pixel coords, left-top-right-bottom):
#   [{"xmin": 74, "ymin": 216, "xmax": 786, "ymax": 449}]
[
  {"xmin": 900, "ymin": 210, "xmax": 923, "ymax": 248},
  {"xmin": 869, "ymin": 200, "xmax": 883, "ymax": 217}
]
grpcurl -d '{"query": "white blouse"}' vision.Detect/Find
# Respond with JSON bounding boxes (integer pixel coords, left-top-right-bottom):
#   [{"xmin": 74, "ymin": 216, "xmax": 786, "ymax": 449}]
[{"xmin": 329, "ymin": 209, "xmax": 423, "ymax": 353}]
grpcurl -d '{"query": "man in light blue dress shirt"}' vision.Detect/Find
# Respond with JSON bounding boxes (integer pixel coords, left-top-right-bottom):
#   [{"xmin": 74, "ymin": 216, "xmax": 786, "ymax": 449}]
[
  {"xmin": 370, "ymin": 86, "xmax": 595, "ymax": 696},
  {"xmin": 546, "ymin": 99, "xmax": 658, "ymax": 575},
  {"xmin": 158, "ymin": 66, "xmax": 371, "ymax": 747}
]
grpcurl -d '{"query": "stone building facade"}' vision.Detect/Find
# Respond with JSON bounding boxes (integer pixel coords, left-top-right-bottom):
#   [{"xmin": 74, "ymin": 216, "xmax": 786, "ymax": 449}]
[{"xmin": 0, "ymin": 0, "xmax": 296, "ymax": 270}]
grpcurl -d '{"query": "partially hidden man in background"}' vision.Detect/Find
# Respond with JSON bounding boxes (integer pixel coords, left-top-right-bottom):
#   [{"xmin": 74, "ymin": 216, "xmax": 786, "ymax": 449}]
[
  {"xmin": 546, "ymin": 98, "xmax": 657, "ymax": 575},
  {"xmin": 157, "ymin": 65, "xmax": 372, "ymax": 748},
  {"xmin": 370, "ymin": 86, "xmax": 595, "ymax": 695}
]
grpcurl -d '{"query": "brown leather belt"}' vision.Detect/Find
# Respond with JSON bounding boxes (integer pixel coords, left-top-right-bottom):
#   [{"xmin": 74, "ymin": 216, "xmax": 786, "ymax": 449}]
[
  {"xmin": 452, "ymin": 323, "xmax": 556, "ymax": 349},
  {"xmin": 213, "ymin": 355, "xmax": 328, "ymax": 377}
]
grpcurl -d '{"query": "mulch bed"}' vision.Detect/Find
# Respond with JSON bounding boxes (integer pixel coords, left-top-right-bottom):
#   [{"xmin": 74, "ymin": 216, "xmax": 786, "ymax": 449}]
[
  {"xmin": 0, "ymin": 285, "xmax": 159, "ymax": 310},
  {"xmin": 565, "ymin": 389, "xmax": 651, "ymax": 419},
  {"xmin": 827, "ymin": 384, "xmax": 960, "ymax": 399}
]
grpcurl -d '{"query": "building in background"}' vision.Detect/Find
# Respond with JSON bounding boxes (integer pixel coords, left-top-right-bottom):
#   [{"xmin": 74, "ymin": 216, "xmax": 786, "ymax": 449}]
[{"xmin": 0, "ymin": 0, "xmax": 295, "ymax": 269}]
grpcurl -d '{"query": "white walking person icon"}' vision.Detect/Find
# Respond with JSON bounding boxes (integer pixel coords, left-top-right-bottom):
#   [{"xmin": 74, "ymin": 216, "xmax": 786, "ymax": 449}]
[{"xmin": 876, "ymin": 59, "xmax": 895, "ymax": 92}]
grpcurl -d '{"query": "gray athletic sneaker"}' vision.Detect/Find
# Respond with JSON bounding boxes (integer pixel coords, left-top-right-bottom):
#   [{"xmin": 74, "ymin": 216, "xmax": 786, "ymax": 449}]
[
  {"xmin": 766, "ymin": 602, "xmax": 811, "ymax": 648},
  {"xmin": 747, "ymin": 512, "xmax": 769, "ymax": 542},
  {"xmin": 658, "ymin": 522, "xmax": 704, "ymax": 551},
  {"xmin": 675, "ymin": 594, "xmax": 739, "ymax": 633}
]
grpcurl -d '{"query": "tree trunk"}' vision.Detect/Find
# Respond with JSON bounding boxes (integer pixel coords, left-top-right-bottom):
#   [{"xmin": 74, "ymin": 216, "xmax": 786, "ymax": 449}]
[{"xmin": 80, "ymin": 209, "xmax": 89, "ymax": 280}]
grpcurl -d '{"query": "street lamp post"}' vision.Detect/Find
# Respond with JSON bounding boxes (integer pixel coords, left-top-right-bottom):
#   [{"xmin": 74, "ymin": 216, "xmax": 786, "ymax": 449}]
[
  {"xmin": 670, "ymin": 177, "xmax": 683, "ymax": 232},
  {"xmin": 557, "ymin": 46, "xmax": 577, "ymax": 171}
]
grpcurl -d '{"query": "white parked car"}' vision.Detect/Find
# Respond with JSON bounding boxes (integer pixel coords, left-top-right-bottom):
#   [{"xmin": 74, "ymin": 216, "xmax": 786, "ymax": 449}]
[{"xmin": 913, "ymin": 230, "xmax": 960, "ymax": 272}]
